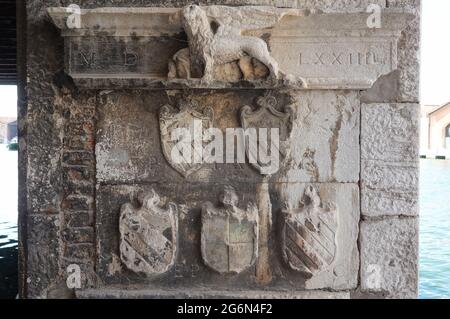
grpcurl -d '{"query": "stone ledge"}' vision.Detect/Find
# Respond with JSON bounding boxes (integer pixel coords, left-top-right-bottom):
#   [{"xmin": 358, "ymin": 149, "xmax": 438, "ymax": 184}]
[
  {"xmin": 47, "ymin": 6, "xmax": 415, "ymax": 90},
  {"xmin": 76, "ymin": 288, "xmax": 350, "ymax": 299}
]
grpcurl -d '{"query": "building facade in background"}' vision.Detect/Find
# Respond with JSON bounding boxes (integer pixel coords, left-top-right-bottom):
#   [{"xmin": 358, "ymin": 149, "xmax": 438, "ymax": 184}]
[
  {"xmin": 421, "ymin": 102, "xmax": 450, "ymax": 158},
  {"xmin": 0, "ymin": 117, "xmax": 16, "ymax": 143}
]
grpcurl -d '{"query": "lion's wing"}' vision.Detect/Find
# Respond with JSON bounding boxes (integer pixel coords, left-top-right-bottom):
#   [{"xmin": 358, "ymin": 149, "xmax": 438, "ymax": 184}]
[{"xmin": 204, "ymin": 5, "xmax": 299, "ymax": 31}]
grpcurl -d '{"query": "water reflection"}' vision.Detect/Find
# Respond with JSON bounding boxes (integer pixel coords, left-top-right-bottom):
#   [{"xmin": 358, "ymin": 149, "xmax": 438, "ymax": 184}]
[
  {"xmin": 419, "ymin": 159, "xmax": 450, "ymax": 299},
  {"xmin": 0, "ymin": 145, "xmax": 18, "ymax": 299}
]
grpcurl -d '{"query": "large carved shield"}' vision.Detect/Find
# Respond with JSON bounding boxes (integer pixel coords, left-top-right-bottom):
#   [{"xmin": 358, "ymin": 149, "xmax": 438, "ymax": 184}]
[
  {"xmin": 119, "ymin": 189, "xmax": 178, "ymax": 275},
  {"xmin": 159, "ymin": 100, "xmax": 214, "ymax": 178},
  {"xmin": 201, "ymin": 187, "xmax": 258, "ymax": 274},
  {"xmin": 240, "ymin": 93, "xmax": 292, "ymax": 175},
  {"xmin": 281, "ymin": 186, "xmax": 338, "ymax": 278}
]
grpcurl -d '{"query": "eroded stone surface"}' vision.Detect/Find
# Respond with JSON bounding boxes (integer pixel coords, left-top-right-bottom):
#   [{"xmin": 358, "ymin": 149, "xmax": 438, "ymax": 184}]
[
  {"xmin": 362, "ymin": 103, "xmax": 419, "ymax": 162},
  {"xmin": 279, "ymin": 91, "xmax": 360, "ymax": 183},
  {"xmin": 361, "ymin": 103, "xmax": 419, "ymax": 217},
  {"xmin": 76, "ymin": 288, "xmax": 351, "ymax": 299},
  {"xmin": 277, "ymin": 183, "xmax": 359, "ymax": 290},
  {"xmin": 201, "ymin": 187, "xmax": 258, "ymax": 274},
  {"xmin": 387, "ymin": 0, "xmax": 421, "ymax": 102},
  {"xmin": 362, "ymin": 161, "xmax": 418, "ymax": 217},
  {"xmin": 119, "ymin": 189, "xmax": 178, "ymax": 276},
  {"xmin": 360, "ymin": 218, "xmax": 419, "ymax": 299}
]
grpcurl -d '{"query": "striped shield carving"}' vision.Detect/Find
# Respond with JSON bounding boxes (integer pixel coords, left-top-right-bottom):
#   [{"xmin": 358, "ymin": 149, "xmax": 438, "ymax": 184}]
[{"xmin": 281, "ymin": 186, "xmax": 338, "ymax": 278}]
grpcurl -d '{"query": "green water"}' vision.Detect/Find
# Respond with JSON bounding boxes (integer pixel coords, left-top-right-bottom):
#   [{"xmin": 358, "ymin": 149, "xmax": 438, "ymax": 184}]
[
  {"xmin": 419, "ymin": 159, "xmax": 450, "ymax": 299},
  {"xmin": 0, "ymin": 146, "xmax": 17, "ymax": 298}
]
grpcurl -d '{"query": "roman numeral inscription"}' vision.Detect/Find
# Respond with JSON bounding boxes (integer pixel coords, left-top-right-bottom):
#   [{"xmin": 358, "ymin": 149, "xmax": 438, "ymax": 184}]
[
  {"xmin": 270, "ymin": 38, "xmax": 396, "ymax": 89},
  {"xmin": 299, "ymin": 51, "xmax": 386, "ymax": 66}
]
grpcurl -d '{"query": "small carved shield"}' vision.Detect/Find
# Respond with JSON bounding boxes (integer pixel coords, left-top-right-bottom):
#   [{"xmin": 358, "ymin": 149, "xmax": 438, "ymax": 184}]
[
  {"xmin": 159, "ymin": 100, "xmax": 214, "ymax": 178},
  {"xmin": 119, "ymin": 189, "xmax": 178, "ymax": 275},
  {"xmin": 281, "ymin": 186, "xmax": 338, "ymax": 278},
  {"xmin": 240, "ymin": 93, "xmax": 292, "ymax": 174},
  {"xmin": 201, "ymin": 187, "xmax": 258, "ymax": 274}
]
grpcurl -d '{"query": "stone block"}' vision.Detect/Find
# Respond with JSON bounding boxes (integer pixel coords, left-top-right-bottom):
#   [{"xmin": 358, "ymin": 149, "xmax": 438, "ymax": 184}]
[
  {"xmin": 279, "ymin": 91, "xmax": 360, "ymax": 183},
  {"xmin": 360, "ymin": 218, "xmax": 419, "ymax": 299},
  {"xmin": 361, "ymin": 103, "xmax": 419, "ymax": 217},
  {"xmin": 62, "ymin": 227, "xmax": 95, "ymax": 244},
  {"xmin": 361, "ymin": 160, "xmax": 418, "ymax": 217}
]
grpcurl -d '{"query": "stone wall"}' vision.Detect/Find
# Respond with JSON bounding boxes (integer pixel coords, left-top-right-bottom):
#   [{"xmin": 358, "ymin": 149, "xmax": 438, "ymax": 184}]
[{"xmin": 19, "ymin": 0, "xmax": 420, "ymax": 299}]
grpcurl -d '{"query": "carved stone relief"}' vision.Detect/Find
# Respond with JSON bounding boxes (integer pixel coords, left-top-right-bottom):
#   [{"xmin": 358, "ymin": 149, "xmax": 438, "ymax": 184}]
[
  {"xmin": 159, "ymin": 99, "xmax": 214, "ymax": 178},
  {"xmin": 201, "ymin": 187, "xmax": 259, "ymax": 274},
  {"xmin": 281, "ymin": 186, "xmax": 338, "ymax": 278},
  {"xmin": 240, "ymin": 92, "xmax": 293, "ymax": 175},
  {"xmin": 277, "ymin": 182, "xmax": 359, "ymax": 290},
  {"xmin": 119, "ymin": 189, "xmax": 178, "ymax": 276},
  {"xmin": 169, "ymin": 5, "xmax": 294, "ymax": 83},
  {"xmin": 48, "ymin": 6, "xmax": 414, "ymax": 89}
]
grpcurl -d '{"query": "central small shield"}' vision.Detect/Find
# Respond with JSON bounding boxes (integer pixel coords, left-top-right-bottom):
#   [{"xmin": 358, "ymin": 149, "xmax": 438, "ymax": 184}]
[
  {"xmin": 201, "ymin": 187, "xmax": 259, "ymax": 274},
  {"xmin": 240, "ymin": 93, "xmax": 292, "ymax": 175},
  {"xmin": 159, "ymin": 100, "xmax": 214, "ymax": 178},
  {"xmin": 119, "ymin": 189, "xmax": 178, "ymax": 276}
]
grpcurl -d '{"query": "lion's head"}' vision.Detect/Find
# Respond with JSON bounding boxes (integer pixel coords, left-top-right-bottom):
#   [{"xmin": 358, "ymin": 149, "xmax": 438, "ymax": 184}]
[{"xmin": 182, "ymin": 5, "xmax": 213, "ymax": 39}]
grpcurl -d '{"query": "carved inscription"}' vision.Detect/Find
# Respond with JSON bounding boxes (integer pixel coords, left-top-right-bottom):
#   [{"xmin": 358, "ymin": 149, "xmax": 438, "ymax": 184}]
[
  {"xmin": 299, "ymin": 51, "xmax": 386, "ymax": 66},
  {"xmin": 119, "ymin": 189, "xmax": 178, "ymax": 276},
  {"xmin": 201, "ymin": 187, "xmax": 258, "ymax": 274},
  {"xmin": 69, "ymin": 37, "xmax": 185, "ymax": 77},
  {"xmin": 281, "ymin": 186, "xmax": 338, "ymax": 278},
  {"xmin": 270, "ymin": 38, "xmax": 396, "ymax": 88}
]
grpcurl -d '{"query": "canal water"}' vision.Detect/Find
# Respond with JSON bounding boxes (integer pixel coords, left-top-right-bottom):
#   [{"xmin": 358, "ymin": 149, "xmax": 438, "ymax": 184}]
[
  {"xmin": 0, "ymin": 149, "xmax": 448, "ymax": 298},
  {"xmin": 419, "ymin": 159, "xmax": 450, "ymax": 299},
  {"xmin": 0, "ymin": 145, "xmax": 18, "ymax": 299}
]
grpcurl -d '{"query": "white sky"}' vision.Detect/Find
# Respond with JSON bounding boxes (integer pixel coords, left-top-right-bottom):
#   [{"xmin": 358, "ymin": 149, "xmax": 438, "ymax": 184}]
[
  {"xmin": 0, "ymin": 0, "xmax": 448, "ymax": 115},
  {"xmin": 0, "ymin": 85, "xmax": 16, "ymax": 118},
  {"xmin": 421, "ymin": 0, "xmax": 450, "ymax": 106}
]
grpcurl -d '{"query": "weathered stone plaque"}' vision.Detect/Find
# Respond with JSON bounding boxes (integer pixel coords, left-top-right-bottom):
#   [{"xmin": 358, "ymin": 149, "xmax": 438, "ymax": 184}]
[
  {"xmin": 201, "ymin": 187, "xmax": 258, "ymax": 274},
  {"xmin": 119, "ymin": 189, "xmax": 178, "ymax": 276}
]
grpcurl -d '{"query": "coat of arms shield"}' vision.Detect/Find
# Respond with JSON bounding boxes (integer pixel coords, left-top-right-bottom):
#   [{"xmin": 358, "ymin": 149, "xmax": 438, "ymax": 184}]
[
  {"xmin": 201, "ymin": 187, "xmax": 259, "ymax": 274},
  {"xmin": 159, "ymin": 100, "xmax": 214, "ymax": 178},
  {"xmin": 240, "ymin": 93, "xmax": 292, "ymax": 175},
  {"xmin": 281, "ymin": 186, "xmax": 338, "ymax": 278},
  {"xmin": 119, "ymin": 189, "xmax": 178, "ymax": 275}
]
